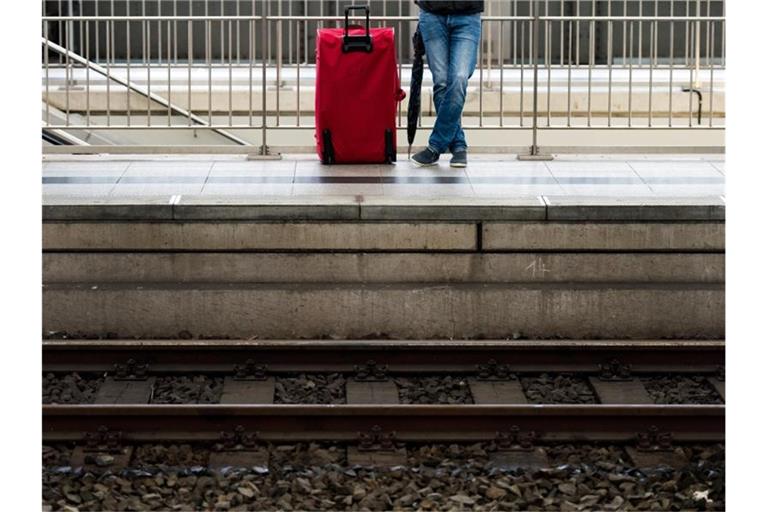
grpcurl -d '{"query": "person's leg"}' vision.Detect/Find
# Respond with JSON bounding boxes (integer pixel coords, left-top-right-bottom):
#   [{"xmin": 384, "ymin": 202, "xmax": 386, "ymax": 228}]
[
  {"xmin": 429, "ymin": 13, "xmax": 481, "ymax": 154},
  {"xmin": 418, "ymin": 10, "xmax": 451, "ymax": 154}
]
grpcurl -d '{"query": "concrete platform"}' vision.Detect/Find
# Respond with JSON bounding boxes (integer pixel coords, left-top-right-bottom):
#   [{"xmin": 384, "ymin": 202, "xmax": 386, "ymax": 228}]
[
  {"xmin": 43, "ymin": 153, "xmax": 725, "ymax": 204},
  {"xmin": 42, "ymin": 154, "xmax": 725, "ymax": 340}
]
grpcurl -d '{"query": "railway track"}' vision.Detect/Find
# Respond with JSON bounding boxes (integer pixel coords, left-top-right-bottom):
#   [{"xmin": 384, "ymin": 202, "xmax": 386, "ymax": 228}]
[{"xmin": 43, "ymin": 339, "xmax": 725, "ymax": 445}]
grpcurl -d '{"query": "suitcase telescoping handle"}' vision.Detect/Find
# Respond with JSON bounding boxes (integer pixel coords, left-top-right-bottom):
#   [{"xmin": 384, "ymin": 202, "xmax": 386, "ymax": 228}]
[{"xmin": 343, "ymin": 6, "xmax": 373, "ymax": 53}]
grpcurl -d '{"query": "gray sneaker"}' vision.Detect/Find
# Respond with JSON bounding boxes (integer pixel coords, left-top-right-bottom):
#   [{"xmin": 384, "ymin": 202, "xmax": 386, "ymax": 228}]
[
  {"xmin": 450, "ymin": 149, "xmax": 467, "ymax": 168},
  {"xmin": 411, "ymin": 147, "xmax": 440, "ymax": 166}
]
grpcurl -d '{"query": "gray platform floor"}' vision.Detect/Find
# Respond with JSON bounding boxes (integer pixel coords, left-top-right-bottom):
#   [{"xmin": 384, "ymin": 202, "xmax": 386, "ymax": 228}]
[{"xmin": 42, "ymin": 153, "xmax": 725, "ymax": 203}]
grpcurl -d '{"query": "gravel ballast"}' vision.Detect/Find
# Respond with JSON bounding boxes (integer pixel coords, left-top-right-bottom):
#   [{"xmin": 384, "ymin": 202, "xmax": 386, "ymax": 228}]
[
  {"xmin": 642, "ymin": 375, "xmax": 724, "ymax": 404},
  {"xmin": 43, "ymin": 443, "xmax": 724, "ymax": 511},
  {"xmin": 151, "ymin": 376, "xmax": 224, "ymax": 404},
  {"xmin": 521, "ymin": 373, "xmax": 598, "ymax": 404},
  {"xmin": 274, "ymin": 374, "xmax": 346, "ymax": 404},
  {"xmin": 43, "ymin": 373, "xmax": 104, "ymax": 405},
  {"xmin": 395, "ymin": 375, "xmax": 474, "ymax": 404}
]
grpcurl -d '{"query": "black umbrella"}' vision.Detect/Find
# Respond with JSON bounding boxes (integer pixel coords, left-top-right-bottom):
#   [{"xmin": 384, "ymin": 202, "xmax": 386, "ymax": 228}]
[{"xmin": 407, "ymin": 27, "xmax": 425, "ymax": 158}]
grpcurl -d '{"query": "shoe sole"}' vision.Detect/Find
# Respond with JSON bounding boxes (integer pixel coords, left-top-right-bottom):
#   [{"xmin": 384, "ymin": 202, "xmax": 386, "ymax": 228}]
[
  {"xmin": 410, "ymin": 156, "xmax": 438, "ymax": 167},
  {"xmin": 450, "ymin": 161, "xmax": 467, "ymax": 168}
]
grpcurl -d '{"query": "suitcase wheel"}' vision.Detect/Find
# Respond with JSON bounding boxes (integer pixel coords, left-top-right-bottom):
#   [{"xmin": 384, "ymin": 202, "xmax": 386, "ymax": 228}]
[
  {"xmin": 322, "ymin": 129, "xmax": 335, "ymax": 165},
  {"xmin": 384, "ymin": 129, "xmax": 396, "ymax": 164}
]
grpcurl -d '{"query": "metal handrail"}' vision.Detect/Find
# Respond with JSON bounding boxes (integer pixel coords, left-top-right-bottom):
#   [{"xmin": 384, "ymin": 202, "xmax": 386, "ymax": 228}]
[
  {"xmin": 42, "ymin": 37, "xmax": 249, "ymax": 146},
  {"xmin": 41, "ymin": 2, "xmax": 726, "ymax": 155}
]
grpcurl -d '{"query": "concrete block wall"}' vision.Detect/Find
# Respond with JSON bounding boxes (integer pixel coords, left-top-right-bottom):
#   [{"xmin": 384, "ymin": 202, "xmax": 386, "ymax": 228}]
[{"xmin": 42, "ymin": 197, "xmax": 725, "ymax": 339}]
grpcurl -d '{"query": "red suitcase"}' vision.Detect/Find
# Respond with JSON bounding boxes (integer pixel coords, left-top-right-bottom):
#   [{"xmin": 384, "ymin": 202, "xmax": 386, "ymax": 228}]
[{"xmin": 315, "ymin": 6, "xmax": 405, "ymax": 164}]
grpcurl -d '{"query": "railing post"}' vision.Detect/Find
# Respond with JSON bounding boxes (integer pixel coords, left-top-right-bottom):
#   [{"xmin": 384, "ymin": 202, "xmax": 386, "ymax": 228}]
[
  {"xmin": 250, "ymin": 10, "xmax": 281, "ymax": 160},
  {"xmin": 261, "ymin": 10, "xmax": 269, "ymax": 155},
  {"xmin": 518, "ymin": 0, "xmax": 553, "ymax": 161}
]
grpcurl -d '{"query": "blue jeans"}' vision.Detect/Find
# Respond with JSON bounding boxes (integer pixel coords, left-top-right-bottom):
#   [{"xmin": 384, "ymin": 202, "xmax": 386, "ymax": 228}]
[{"xmin": 418, "ymin": 10, "xmax": 481, "ymax": 154}]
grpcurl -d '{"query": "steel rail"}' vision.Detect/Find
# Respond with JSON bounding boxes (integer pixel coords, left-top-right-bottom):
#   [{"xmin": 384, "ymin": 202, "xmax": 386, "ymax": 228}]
[
  {"xmin": 42, "ymin": 403, "xmax": 725, "ymax": 443},
  {"xmin": 42, "ymin": 339, "xmax": 724, "ymax": 374}
]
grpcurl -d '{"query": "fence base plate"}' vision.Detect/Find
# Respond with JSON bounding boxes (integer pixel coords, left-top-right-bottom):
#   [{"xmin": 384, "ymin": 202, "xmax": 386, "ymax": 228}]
[
  {"xmin": 517, "ymin": 153, "xmax": 554, "ymax": 161},
  {"xmin": 246, "ymin": 153, "xmax": 283, "ymax": 161}
]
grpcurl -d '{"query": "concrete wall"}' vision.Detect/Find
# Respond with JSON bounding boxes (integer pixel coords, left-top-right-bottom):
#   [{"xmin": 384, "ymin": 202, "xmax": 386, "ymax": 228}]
[{"xmin": 42, "ymin": 204, "xmax": 725, "ymax": 339}]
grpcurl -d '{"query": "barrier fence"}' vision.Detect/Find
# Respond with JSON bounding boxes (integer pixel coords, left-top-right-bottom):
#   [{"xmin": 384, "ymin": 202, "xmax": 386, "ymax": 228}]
[{"xmin": 41, "ymin": 1, "xmax": 725, "ymax": 155}]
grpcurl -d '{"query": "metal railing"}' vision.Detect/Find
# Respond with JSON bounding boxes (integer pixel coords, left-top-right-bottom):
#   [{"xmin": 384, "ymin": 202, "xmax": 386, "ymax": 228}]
[{"xmin": 41, "ymin": 1, "xmax": 725, "ymax": 155}]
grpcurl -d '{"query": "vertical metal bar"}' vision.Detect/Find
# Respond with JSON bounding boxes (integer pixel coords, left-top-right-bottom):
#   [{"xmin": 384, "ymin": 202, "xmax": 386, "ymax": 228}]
[
  {"xmin": 705, "ymin": 0, "xmax": 710, "ymax": 67},
  {"xmin": 694, "ymin": 0, "xmax": 700, "ymax": 86},
  {"xmin": 528, "ymin": 0, "xmax": 533, "ymax": 71},
  {"xmin": 126, "ymin": 18, "xmax": 131, "ymax": 127},
  {"xmin": 236, "ymin": 0, "xmax": 241, "ymax": 64},
  {"xmin": 277, "ymin": 6, "xmax": 282, "ymax": 127},
  {"xmin": 587, "ymin": 18, "xmax": 594, "ymax": 127},
  {"xmin": 188, "ymin": 16, "xmax": 192, "ymax": 126},
  {"xmin": 207, "ymin": 19, "xmax": 212, "ymax": 124},
  {"xmin": 261, "ymin": 12, "xmax": 268, "ymax": 154},
  {"xmin": 499, "ymin": 19, "xmax": 504, "ymax": 127},
  {"xmin": 229, "ymin": 19, "xmax": 233, "ymax": 127},
  {"xmin": 648, "ymin": 19, "xmax": 654, "ymax": 127},
  {"xmin": 288, "ymin": 4, "xmax": 293, "ymax": 67},
  {"xmin": 86, "ymin": 21, "xmax": 90, "ymax": 126},
  {"xmin": 249, "ymin": 16, "xmax": 253, "ymax": 126},
  {"xmin": 64, "ymin": 9, "xmax": 70, "ymax": 126},
  {"xmin": 546, "ymin": 18, "xmax": 551, "ymax": 127},
  {"xmin": 669, "ymin": 18, "xmax": 674, "ymax": 127},
  {"xmin": 513, "ymin": 0, "xmax": 518, "ymax": 67},
  {"xmin": 721, "ymin": 0, "xmax": 725, "ymax": 67},
  {"xmin": 709, "ymin": 19, "xmax": 714, "ymax": 127},
  {"xmin": 146, "ymin": 19, "xmax": 151, "ymax": 125},
  {"xmin": 628, "ymin": 20, "xmax": 633, "ymax": 127},
  {"xmin": 58, "ymin": 0, "xmax": 63, "ymax": 64},
  {"xmin": 267, "ymin": 0, "xmax": 272, "ymax": 64},
  {"xmin": 519, "ymin": 21, "xmax": 524, "ymax": 127},
  {"xmin": 95, "ymin": 0, "xmax": 99, "ymax": 64},
  {"xmin": 168, "ymin": 19, "xmax": 172, "ymax": 126},
  {"xmin": 68, "ymin": 0, "xmax": 75, "ymax": 57},
  {"xmin": 608, "ymin": 15, "xmax": 613, "ymax": 127},
  {"xmin": 638, "ymin": 0, "xmax": 643, "ymax": 71},
  {"xmin": 684, "ymin": 0, "xmax": 689, "ymax": 67},
  {"xmin": 479, "ymin": 18, "xmax": 484, "ymax": 127},
  {"xmin": 396, "ymin": 18, "xmax": 401, "ymax": 127},
  {"xmin": 559, "ymin": 0, "xmax": 563, "ymax": 66},
  {"xmin": 174, "ymin": 0, "xmax": 178, "ymax": 63},
  {"xmin": 107, "ymin": 12, "xmax": 112, "ymax": 126},
  {"xmin": 141, "ymin": 0, "xmax": 146, "ymax": 64},
  {"xmin": 297, "ymin": 18, "xmax": 301, "ymax": 126},
  {"xmin": 220, "ymin": 0, "xmax": 225, "ymax": 65},
  {"xmin": 530, "ymin": 0, "xmax": 541, "ymax": 153},
  {"xmin": 304, "ymin": 0, "xmax": 309, "ymax": 64},
  {"xmin": 44, "ymin": 19, "xmax": 50, "ymax": 125},
  {"xmin": 157, "ymin": 0, "xmax": 162, "ymax": 66},
  {"xmin": 688, "ymin": 19, "xmax": 694, "ymax": 127},
  {"xmin": 622, "ymin": 0, "xmax": 627, "ymax": 64},
  {"xmin": 566, "ymin": 20, "xmax": 571, "ymax": 127},
  {"xmin": 78, "ymin": 1, "xmax": 83, "ymax": 94},
  {"xmin": 575, "ymin": 0, "xmax": 579, "ymax": 67},
  {"xmin": 484, "ymin": 0, "xmax": 491, "ymax": 89}
]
